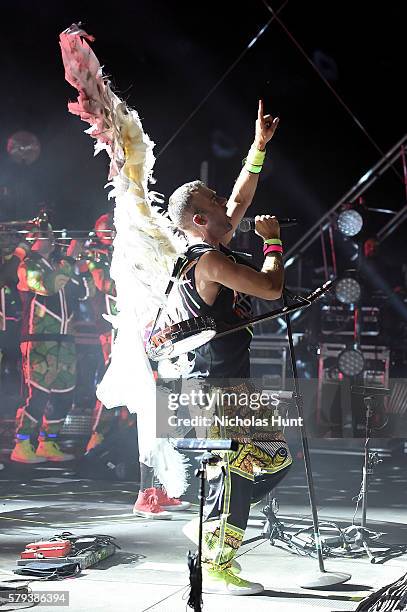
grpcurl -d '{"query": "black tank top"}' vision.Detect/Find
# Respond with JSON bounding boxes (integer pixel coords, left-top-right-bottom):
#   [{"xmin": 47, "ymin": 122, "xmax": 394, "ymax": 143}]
[{"xmin": 169, "ymin": 243, "xmax": 255, "ymax": 379}]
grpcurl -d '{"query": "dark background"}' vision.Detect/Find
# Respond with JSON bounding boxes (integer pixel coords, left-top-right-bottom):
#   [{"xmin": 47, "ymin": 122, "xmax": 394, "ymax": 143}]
[{"xmin": 0, "ymin": 0, "xmax": 405, "ymax": 270}]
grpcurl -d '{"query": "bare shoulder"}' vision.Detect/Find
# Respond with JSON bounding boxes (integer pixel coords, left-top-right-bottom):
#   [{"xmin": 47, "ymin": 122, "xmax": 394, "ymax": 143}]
[
  {"xmin": 195, "ymin": 249, "xmax": 232, "ymax": 281},
  {"xmin": 195, "ymin": 247, "xmax": 283, "ymax": 300}
]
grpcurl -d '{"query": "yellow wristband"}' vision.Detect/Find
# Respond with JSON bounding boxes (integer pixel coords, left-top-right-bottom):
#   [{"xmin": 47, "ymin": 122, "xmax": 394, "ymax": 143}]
[
  {"xmin": 244, "ymin": 162, "xmax": 262, "ymax": 174},
  {"xmin": 264, "ymin": 238, "xmax": 282, "ymax": 246},
  {"xmin": 246, "ymin": 145, "xmax": 266, "ymax": 166}
]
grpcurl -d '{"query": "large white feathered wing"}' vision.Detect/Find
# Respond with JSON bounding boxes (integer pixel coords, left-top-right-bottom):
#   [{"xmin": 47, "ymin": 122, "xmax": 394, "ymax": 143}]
[{"xmin": 59, "ymin": 24, "xmax": 189, "ymax": 497}]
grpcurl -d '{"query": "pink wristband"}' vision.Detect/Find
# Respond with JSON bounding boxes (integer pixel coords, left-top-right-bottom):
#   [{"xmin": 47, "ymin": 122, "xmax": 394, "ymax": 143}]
[{"xmin": 263, "ymin": 244, "xmax": 283, "ymax": 256}]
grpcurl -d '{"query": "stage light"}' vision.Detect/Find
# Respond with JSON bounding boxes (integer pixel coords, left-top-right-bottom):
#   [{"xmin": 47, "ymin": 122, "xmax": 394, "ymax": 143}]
[
  {"xmin": 338, "ymin": 347, "xmax": 365, "ymax": 377},
  {"xmin": 337, "ymin": 208, "xmax": 363, "ymax": 237},
  {"xmin": 335, "ymin": 277, "xmax": 361, "ymax": 304},
  {"xmin": 7, "ymin": 130, "xmax": 41, "ymax": 165}
]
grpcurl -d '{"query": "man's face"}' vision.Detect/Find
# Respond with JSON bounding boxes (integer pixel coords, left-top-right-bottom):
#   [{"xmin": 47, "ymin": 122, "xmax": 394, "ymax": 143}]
[{"xmin": 191, "ymin": 185, "xmax": 232, "ymax": 236}]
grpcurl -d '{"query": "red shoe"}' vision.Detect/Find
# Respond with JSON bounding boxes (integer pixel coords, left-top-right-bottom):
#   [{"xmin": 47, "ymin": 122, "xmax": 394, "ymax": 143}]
[
  {"xmin": 156, "ymin": 487, "xmax": 191, "ymax": 511},
  {"xmin": 133, "ymin": 488, "xmax": 172, "ymax": 520}
]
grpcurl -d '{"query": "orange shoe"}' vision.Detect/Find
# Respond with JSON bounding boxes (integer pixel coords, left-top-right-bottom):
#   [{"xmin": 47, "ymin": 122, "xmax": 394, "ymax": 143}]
[
  {"xmin": 10, "ymin": 440, "xmax": 47, "ymax": 464},
  {"xmin": 36, "ymin": 440, "xmax": 75, "ymax": 462}
]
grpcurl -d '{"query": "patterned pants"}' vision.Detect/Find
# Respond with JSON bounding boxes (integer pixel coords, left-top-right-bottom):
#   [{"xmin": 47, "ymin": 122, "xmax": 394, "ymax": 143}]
[
  {"xmin": 200, "ymin": 382, "xmax": 292, "ymax": 567},
  {"xmin": 21, "ymin": 340, "xmax": 76, "ymax": 392},
  {"xmin": 16, "ymin": 340, "xmax": 76, "ymax": 438},
  {"xmin": 201, "ymin": 440, "xmax": 292, "ymax": 567},
  {"xmin": 15, "ymin": 387, "xmax": 74, "ymax": 437}
]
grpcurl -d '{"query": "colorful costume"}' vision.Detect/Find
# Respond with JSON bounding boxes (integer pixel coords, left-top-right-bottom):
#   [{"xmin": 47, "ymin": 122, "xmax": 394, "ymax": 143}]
[
  {"xmin": 14, "ymin": 252, "xmax": 93, "ymax": 445},
  {"xmin": 169, "ymin": 243, "xmax": 292, "ymax": 567}
]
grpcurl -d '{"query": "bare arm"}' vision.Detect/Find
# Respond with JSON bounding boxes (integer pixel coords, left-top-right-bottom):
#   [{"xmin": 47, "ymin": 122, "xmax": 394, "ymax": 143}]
[
  {"xmin": 197, "ymin": 215, "xmax": 283, "ymax": 301},
  {"xmin": 222, "ymin": 100, "xmax": 279, "ymax": 245},
  {"xmin": 197, "ymin": 250, "xmax": 283, "ymax": 301}
]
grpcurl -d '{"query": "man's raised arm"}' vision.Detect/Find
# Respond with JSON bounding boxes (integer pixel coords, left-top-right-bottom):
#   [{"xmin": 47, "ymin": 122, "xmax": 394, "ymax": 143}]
[{"xmin": 222, "ymin": 99, "xmax": 279, "ymax": 246}]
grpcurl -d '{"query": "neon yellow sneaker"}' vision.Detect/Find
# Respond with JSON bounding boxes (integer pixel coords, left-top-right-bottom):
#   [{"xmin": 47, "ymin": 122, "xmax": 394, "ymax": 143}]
[
  {"xmin": 36, "ymin": 440, "xmax": 75, "ymax": 462},
  {"xmin": 182, "ymin": 518, "xmax": 242, "ymax": 573},
  {"xmin": 203, "ymin": 565, "xmax": 264, "ymax": 595},
  {"xmin": 10, "ymin": 440, "xmax": 47, "ymax": 464}
]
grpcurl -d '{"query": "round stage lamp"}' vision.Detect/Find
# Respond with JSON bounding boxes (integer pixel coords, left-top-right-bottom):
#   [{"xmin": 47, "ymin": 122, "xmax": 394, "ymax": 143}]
[
  {"xmin": 337, "ymin": 209, "xmax": 363, "ymax": 237},
  {"xmin": 7, "ymin": 130, "xmax": 41, "ymax": 165},
  {"xmin": 338, "ymin": 348, "xmax": 365, "ymax": 377},
  {"xmin": 335, "ymin": 277, "xmax": 361, "ymax": 304}
]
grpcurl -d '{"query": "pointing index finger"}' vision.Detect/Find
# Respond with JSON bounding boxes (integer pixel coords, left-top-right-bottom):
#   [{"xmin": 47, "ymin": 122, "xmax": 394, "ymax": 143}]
[{"xmin": 258, "ymin": 99, "xmax": 264, "ymax": 121}]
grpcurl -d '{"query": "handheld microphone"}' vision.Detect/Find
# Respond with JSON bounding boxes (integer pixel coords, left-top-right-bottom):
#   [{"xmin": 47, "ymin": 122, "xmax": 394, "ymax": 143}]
[{"xmin": 237, "ymin": 217, "xmax": 298, "ymax": 232}]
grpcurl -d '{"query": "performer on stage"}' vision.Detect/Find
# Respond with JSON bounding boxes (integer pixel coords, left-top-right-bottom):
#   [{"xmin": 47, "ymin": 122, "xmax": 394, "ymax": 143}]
[
  {"xmin": 167, "ymin": 100, "xmax": 292, "ymax": 595},
  {"xmin": 10, "ymin": 224, "xmax": 94, "ymax": 463}
]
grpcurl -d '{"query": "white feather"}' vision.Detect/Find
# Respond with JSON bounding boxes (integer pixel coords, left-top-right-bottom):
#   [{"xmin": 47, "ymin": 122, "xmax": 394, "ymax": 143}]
[{"xmin": 60, "ymin": 24, "xmax": 189, "ymax": 495}]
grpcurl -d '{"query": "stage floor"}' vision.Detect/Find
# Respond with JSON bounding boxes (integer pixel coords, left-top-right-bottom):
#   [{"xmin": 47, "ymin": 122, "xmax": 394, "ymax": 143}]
[{"xmin": 0, "ymin": 443, "xmax": 406, "ymax": 611}]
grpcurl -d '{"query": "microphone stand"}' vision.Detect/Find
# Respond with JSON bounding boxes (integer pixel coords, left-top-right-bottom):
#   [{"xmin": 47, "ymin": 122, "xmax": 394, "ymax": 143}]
[
  {"xmin": 281, "ymin": 289, "xmax": 351, "ymax": 588},
  {"xmin": 211, "ymin": 281, "xmax": 351, "ymax": 587},
  {"xmin": 181, "ymin": 440, "xmax": 239, "ymax": 612}
]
